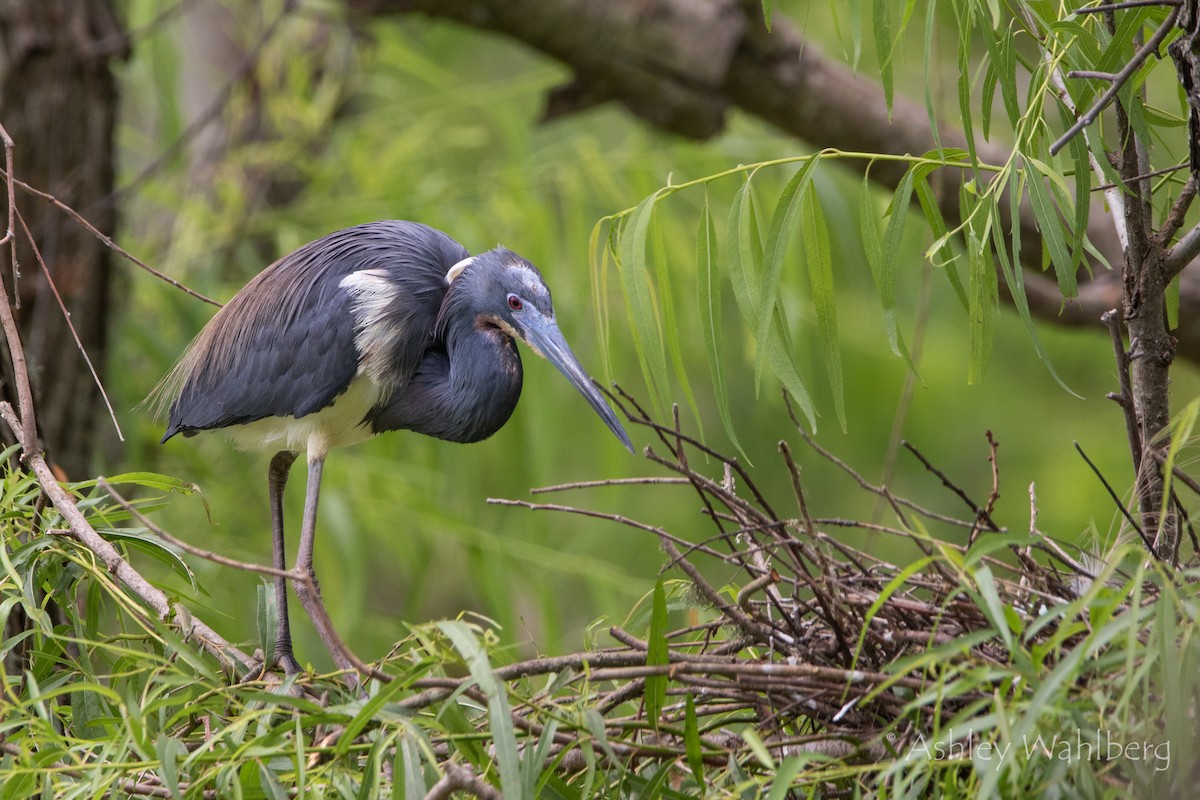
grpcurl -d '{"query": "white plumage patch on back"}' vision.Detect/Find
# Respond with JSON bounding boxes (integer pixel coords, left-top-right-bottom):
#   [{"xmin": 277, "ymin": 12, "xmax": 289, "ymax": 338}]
[
  {"xmin": 340, "ymin": 269, "xmax": 404, "ymax": 385},
  {"xmin": 445, "ymin": 256, "xmax": 474, "ymax": 284}
]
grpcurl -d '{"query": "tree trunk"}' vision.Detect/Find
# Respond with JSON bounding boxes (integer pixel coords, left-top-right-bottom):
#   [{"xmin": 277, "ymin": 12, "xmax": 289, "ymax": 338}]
[{"xmin": 0, "ymin": 0, "xmax": 125, "ymax": 478}]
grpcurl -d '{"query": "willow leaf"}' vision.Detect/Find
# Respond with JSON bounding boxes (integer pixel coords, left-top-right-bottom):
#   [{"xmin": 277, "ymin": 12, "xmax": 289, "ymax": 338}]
[
  {"xmin": 967, "ymin": 228, "xmax": 996, "ymax": 385},
  {"xmin": 756, "ymin": 159, "xmax": 818, "ymax": 391},
  {"xmin": 618, "ymin": 193, "xmax": 671, "ymax": 414},
  {"xmin": 989, "ymin": 192, "xmax": 1079, "ymax": 396},
  {"xmin": 697, "ymin": 195, "xmax": 745, "ymax": 456},
  {"xmin": 801, "ymin": 183, "xmax": 845, "ymax": 431},
  {"xmin": 861, "ymin": 174, "xmax": 917, "ymax": 374},
  {"xmin": 439, "ymin": 622, "xmax": 521, "ymax": 800},
  {"xmin": 645, "ymin": 577, "xmax": 669, "ymax": 731},
  {"xmin": 588, "ymin": 221, "xmax": 612, "ymax": 376},
  {"xmin": 1025, "ymin": 157, "xmax": 1077, "ymax": 297},
  {"xmin": 873, "ymin": 0, "xmax": 893, "ymax": 112},
  {"xmin": 650, "ymin": 209, "xmax": 703, "ymax": 437},
  {"xmin": 727, "ymin": 178, "xmax": 760, "ymax": 331}
]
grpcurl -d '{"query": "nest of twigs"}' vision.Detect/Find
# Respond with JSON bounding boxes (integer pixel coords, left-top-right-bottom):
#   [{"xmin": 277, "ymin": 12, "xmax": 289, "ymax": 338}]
[{"xmin": 394, "ymin": 386, "xmax": 1129, "ymax": 773}]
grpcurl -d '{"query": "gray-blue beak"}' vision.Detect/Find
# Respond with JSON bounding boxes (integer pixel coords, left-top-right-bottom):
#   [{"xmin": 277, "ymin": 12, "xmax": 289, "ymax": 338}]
[{"xmin": 519, "ymin": 313, "xmax": 634, "ymax": 453}]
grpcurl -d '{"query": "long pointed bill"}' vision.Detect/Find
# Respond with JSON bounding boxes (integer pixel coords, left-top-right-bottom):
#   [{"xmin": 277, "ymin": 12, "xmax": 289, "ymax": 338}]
[{"xmin": 519, "ymin": 313, "xmax": 634, "ymax": 453}]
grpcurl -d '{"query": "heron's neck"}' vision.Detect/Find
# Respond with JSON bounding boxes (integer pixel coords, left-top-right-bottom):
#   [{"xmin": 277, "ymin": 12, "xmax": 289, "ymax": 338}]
[
  {"xmin": 368, "ymin": 310, "xmax": 523, "ymax": 443},
  {"xmin": 450, "ymin": 312, "xmax": 523, "ymax": 416}
]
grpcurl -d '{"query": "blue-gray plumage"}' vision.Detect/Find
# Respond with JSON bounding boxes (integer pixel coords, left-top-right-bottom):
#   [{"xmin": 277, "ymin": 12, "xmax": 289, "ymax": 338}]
[{"xmin": 159, "ymin": 220, "xmax": 632, "ymax": 686}]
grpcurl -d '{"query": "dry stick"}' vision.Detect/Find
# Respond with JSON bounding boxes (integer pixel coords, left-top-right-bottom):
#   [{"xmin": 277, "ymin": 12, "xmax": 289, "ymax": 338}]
[
  {"xmin": 902, "ymin": 440, "xmax": 1001, "ymax": 533},
  {"xmin": 777, "ymin": 441, "xmax": 854, "ymax": 661},
  {"xmin": 530, "ymin": 476, "xmax": 690, "ymax": 493},
  {"xmin": 1074, "ymin": 441, "xmax": 1158, "ymax": 554},
  {"xmin": 424, "ymin": 762, "xmax": 504, "ymax": 800},
  {"xmin": 488, "ymin": 497, "xmax": 729, "ymax": 564},
  {"xmin": 0, "ymin": 169, "xmax": 219, "ymax": 308},
  {"xmin": 492, "ymin": 494, "xmax": 787, "ymax": 646},
  {"xmin": 15, "ymin": 209, "xmax": 123, "ymax": 440},
  {"xmin": 1103, "ymin": 309, "xmax": 1144, "ymax": 475},
  {"xmin": 96, "ymin": 478, "xmax": 297, "ymax": 581},
  {"xmin": 1075, "ymin": 0, "xmax": 1181, "ymax": 12},
  {"xmin": 0, "ymin": 127, "xmax": 36, "ymax": 447},
  {"xmin": 609, "ymin": 383, "xmax": 780, "ymax": 520},
  {"xmin": 784, "ymin": 401, "xmax": 976, "ymax": 530},
  {"xmin": 0, "ymin": 406, "xmax": 256, "ymax": 671},
  {"xmin": 1049, "ymin": 6, "xmax": 1182, "ymax": 155},
  {"xmin": 1094, "ymin": 162, "xmax": 1190, "ymax": 192},
  {"xmin": 1156, "ymin": 173, "xmax": 1198, "ymax": 246},
  {"xmin": 1151, "ymin": 450, "xmax": 1200, "ymax": 496}
]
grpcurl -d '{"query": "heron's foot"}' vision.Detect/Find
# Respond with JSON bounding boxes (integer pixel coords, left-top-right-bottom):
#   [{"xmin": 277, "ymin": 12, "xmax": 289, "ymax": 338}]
[{"xmin": 242, "ymin": 647, "xmax": 306, "ymax": 685}]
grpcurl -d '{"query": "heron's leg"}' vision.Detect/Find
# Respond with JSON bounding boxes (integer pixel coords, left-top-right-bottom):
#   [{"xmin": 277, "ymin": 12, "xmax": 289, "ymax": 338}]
[
  {"xmin": 292, "ymin": 454, "xmax": 362, "ymax": 690},
  {"xmin": 268, "ymin": 450, "xmax": 302, "ymax": 675}
]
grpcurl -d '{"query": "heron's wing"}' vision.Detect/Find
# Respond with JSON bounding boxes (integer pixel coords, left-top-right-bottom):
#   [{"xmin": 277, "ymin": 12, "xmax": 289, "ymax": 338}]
[{"xmin": 162, "ymin": 221, "xmax": 467, "ymax": 440}]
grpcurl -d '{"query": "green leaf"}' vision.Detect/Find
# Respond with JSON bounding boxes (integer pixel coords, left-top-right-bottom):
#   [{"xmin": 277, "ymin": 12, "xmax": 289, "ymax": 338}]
[
  {"xmin": 650, "ymin": 209, "xmax": 703, "ymax": 438},
  {"xmin": 989, "ymin": 189, "xmax": 1079, "ymax": 396},
  {"xmin": 1025, "ymin": 157, "xmax": 1077, "ymax": 297},
  {"xmin": 684, "ymin": 692, "xmax": 706, "ymax": 789},
  {"xmin": 755, "ymin": 159, "xmax": 818, "ymax": 391},
  {"xmin": 767, "ymin": 756, "xmax": 806, "ymax": 800},
  {"xmin": 800, "ymin": 182, "xmax": 845, "ymax": 431},
  {"xmin": 955, "ymin": 4, "xmax": 980, "ymax": 169},
  {"xmin": 155, "ymin": 735, "xmax": 186, "ymax": 800},
  {"xmin": 696, "ymin": 194, "xmax": 746, "ymax": 457},
  {"xmin": 973, "ymin": 566, "xmax": 1013, "ymax": 651},
  {"xmin": 966, "ymin": 226, "xmax": 996, "ymax": 385},
  {"xmin": 873, "ymin": 0, "xmax": 894, "ymax": 112},
  {"xmin": 861, "ymin": 175, "xmax": 917, "ymax": 374},
  {"xmin": 645, "ymin": 576, "xmax": 669, "ymax": 731},
  {"xmin": 761, "ymin": 0, "xmax": 772, "ymax": 30},
  {"xmin": 729, "ymin": 172, "xmax": 816, "ymax": 427},
  {"xmin": 727, "ymin": 176, "xmax": 761, "ymax": 333},
  {"xmin": 617, "ymin": 193, "xmax": 671, "ymax": 415},
  {"xmin": 439, "ymin": 622, "xmax": 520, "ymax": 800},
  {"xmin": 96, "ymin": 529, "xmax": 196, "ymax": 589}
]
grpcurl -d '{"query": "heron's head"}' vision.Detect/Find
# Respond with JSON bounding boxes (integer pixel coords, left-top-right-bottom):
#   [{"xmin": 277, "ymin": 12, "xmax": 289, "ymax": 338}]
[{"xmin": 446, "ymin": 247, "xmax": 633, "ymax": 453}]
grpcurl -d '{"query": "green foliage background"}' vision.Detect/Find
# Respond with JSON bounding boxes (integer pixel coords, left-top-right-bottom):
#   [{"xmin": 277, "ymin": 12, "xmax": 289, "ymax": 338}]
[{"xmin": 107, "ymin": 2, "xmax": 1196, "ymax": 672}]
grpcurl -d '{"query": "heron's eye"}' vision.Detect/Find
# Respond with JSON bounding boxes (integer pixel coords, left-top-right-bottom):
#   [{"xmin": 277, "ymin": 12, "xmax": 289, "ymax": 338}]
[{"xmin": 507, "ymin": 294, "xmax": 523, "ymax": 311}]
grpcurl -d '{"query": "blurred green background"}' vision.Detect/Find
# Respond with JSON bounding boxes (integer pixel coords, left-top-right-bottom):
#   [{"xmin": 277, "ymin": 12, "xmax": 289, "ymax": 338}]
[{"xmin": 105, "ymin": 2, "xmax": 1195, "ymax": 669}]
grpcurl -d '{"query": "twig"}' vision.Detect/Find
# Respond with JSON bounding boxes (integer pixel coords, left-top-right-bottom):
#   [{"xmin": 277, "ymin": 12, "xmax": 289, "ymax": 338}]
[
  {"xmin": 0, "ymin": 169, "xmax": 219, "ymax": 307},
  {"xmin": 97, "ymin": 478, "xmax": 297, "ymax": 580},
  {"xmin": 1102, "ymin": 309, "xmax": 1143, "ymax": 474},
  {"xmin": 1050, "ymin": 6, "xmax": 1181, "ymax": 155},
  {"xmin": 1075, "ymin": 0, "xmax": 1182, "ymax": 13},
  {"xmin": 15, "ymin": 209, "xmax": 124, "ymax": 440},
  {"xmin": 424, "ymin": 762, "xmax": 503, "ymax": 800},
  {"xmin": 1074, "ymin": 441, "xmax": 1157, "ymax": 553},
  {"xmin": 0, "ymin": 127, "xmax": 37, "ymax": 447},
  {"xmin": 0, "ymin": 403, "xmax": 255, "ymax": 672},
  {"xmin": 902, "ymin": 440, "xmax": 1000, "ymax": 532},
  {"xmin": 1164, "ymin": 217, "xmax": 1200, "ymax": 276}
]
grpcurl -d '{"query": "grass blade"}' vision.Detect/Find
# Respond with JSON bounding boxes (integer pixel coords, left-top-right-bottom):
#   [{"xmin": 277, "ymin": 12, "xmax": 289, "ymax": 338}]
[{"xmin": 439, "ymin": 621, "xmax": 519, "ymax": 800}]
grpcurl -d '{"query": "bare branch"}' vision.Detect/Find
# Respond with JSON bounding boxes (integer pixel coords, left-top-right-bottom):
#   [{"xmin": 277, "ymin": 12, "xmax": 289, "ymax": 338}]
[{"xmin": 1050, "ymin": 7, "xmax": 1181, "ymax": 155}]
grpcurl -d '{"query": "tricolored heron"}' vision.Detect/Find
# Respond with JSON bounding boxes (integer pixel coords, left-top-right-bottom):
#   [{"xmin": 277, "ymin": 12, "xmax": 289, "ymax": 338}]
[{"xmin": 160, "ymin": 220, "xmax": 632, "ymax": 680}]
